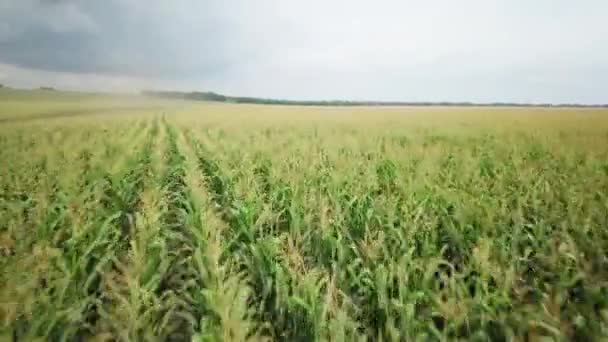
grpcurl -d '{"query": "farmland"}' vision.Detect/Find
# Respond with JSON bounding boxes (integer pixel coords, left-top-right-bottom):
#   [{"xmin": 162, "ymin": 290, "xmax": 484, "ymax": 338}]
[{"xmin": 1, "ymin": 89, "xmax": 608, "ymax": 341}]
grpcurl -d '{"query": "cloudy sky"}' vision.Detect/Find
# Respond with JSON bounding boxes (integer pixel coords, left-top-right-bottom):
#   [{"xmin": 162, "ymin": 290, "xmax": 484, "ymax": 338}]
[{"xmin": 0, "ymin": 0, "xmax": 607, "ymax": 103}]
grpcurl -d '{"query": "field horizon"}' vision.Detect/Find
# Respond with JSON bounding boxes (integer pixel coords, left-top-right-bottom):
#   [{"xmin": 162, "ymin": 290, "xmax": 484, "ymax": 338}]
[{"xmin": 3, "ymin": 87, "xmax": 608, "ymax": 109}]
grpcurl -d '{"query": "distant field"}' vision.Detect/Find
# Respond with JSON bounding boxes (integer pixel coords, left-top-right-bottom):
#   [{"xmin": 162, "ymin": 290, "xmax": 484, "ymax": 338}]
[
  {"xmin": 1, "ymin": 90, "xmax": 608, "ymax": 340},
  {"xmin": 0, "ymin": 88, "xmax": 176, "ymax": 122}
]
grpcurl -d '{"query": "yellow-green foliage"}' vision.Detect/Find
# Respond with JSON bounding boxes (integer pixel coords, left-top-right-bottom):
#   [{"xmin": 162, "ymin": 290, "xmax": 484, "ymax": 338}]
[{"xmin": 1, "ymin": 92, "xmax": 608, "ymax": 341}]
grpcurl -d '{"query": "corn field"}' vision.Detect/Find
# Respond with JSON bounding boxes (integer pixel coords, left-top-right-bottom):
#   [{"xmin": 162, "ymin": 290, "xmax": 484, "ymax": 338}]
[{"xmin": 1, "ymin": 100, "xmax": 608, "ymax": 341}]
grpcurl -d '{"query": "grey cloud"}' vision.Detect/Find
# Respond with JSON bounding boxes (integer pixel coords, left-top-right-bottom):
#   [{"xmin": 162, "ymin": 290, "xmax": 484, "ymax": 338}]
[{"xmin": 0, "ymin": 0, "xmax": 238, "ymax": 78}]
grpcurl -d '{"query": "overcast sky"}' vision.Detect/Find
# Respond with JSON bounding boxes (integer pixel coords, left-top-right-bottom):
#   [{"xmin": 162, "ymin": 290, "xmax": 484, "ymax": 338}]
[{"xmin": 0, "ymin": 0, "xmax": 607, "ymax": 103}]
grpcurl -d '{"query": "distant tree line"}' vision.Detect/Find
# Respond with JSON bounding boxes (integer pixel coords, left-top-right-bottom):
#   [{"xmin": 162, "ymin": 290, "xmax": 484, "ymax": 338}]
[{"xmin": 142, "ymin": 90, "xmax": 608, "ymax": 108}]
